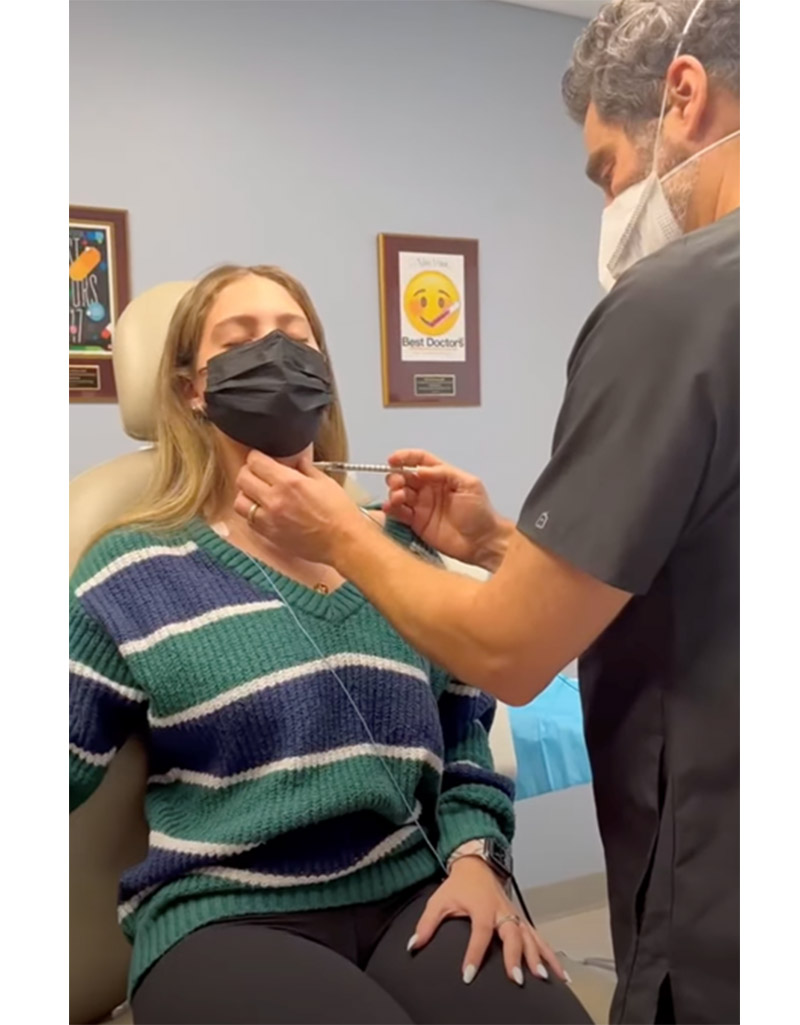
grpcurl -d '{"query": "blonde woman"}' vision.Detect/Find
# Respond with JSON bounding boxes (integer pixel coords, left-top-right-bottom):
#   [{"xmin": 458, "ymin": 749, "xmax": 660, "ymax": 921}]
[{"xmin": 69, "ymin": 265, "xmax": 590, "ymax": 1025}]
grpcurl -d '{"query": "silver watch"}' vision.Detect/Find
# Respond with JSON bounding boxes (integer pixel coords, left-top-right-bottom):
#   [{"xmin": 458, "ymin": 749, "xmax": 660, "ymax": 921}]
[{"xmin": 446, "ymin": 838, "xmax": 513, "ymax": 882}]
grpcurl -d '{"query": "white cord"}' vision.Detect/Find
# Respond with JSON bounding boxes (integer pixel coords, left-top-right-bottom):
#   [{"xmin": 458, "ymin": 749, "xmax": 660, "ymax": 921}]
[{"xmin": 237, "ymin": 543, "xmax": 450, "ymax": 878}]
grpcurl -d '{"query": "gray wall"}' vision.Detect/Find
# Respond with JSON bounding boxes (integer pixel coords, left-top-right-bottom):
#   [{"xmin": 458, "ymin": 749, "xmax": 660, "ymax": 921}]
[
  {"xmin": 69, "ymin": 0, "xmax": 600, "ymax": 518},
  {"xmin": 513, "ymin": 785, "xmax": 603, "ymax": 889}
]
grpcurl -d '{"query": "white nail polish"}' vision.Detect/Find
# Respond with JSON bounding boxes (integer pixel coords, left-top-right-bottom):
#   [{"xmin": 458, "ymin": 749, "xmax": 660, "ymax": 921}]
[
  {"xmin": 564, "ymin": 971, "xmax": 573, "ymax": 985},
  {"xmin": 406, "ymin": 934, "xmax": 418, "ymax": 952},
  {"xmin": 512, "ymin": 967, "xmax": 524, "ymax": 987},
  {"xmin": 463, "ymin": 964, "xmax": 477, "ymax": 985},
  {"xmin": 537, "ymin": 964, "xmax": 550, "ymax": 981}
]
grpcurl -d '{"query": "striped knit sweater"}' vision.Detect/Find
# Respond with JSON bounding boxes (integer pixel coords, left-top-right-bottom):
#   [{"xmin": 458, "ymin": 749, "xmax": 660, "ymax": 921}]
[{"xmin": 69, "ymin": 516, "xmax": 515, "ymax": 995}]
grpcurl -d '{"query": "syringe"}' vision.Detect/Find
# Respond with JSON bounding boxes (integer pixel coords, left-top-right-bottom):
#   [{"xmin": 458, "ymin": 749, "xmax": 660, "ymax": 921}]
[{"xmin": 314, "ymin": 461, "xmax": 417, "ymax": 475}]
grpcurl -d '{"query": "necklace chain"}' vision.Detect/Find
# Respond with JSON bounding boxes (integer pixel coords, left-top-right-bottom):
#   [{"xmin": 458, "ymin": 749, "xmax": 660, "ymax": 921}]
[{"xmin": 214, "ymin": 506, "xmax": 382, "ymax": 596}]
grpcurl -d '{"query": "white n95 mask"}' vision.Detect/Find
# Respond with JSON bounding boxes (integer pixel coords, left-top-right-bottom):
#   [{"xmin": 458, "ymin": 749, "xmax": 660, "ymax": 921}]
[
  {"xmin": 598, "ymin": 172, "xmax": 682, "ymax": 292},
  {"xmin": 597, "ymin": 129, "xmax": 740, "ymax": 292}
]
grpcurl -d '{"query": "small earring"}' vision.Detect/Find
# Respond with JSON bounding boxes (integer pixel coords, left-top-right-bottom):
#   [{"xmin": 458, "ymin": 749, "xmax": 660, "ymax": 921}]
[{"xmin": 191, "ymin": 405, "xmax": 208, "ymax": 422}]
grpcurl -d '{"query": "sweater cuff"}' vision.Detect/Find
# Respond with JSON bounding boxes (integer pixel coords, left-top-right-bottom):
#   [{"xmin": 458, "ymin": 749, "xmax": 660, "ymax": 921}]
[{"xmin": 436, "ymin": 805, "xmax": 511, "ymax": 865}]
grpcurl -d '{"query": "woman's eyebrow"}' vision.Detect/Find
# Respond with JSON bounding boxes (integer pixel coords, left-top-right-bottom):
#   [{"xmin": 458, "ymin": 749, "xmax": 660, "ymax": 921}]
[{"xmin": 276, "ymin": 312, "xmax": 310, "ymax": 330}]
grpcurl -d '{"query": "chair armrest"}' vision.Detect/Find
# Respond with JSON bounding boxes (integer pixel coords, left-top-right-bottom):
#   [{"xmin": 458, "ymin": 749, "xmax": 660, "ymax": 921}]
[
  {"xmin": 488, "ymin": 700, "xmax": 517, "ymax": 782},
  {"xmin": 437, "ymin": 557, "xmax": 516, "ymax": 782}
]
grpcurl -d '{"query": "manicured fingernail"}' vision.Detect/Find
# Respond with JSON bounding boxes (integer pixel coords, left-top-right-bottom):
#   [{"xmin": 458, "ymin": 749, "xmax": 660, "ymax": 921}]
[
  {"xmin": 463, "ymin": 964, "xmax": 477, "ymax": 985},
  {"xmin": 536, "ymin": 964, "xmax": 549, "ymax": 981},
  {"xmin": 512, "ymin": 967, "xmax": 524, "ymax": 987},
  {"xmin": 406, "ymin": 934, "xmax": 418, "ymax": 952},
  {"xmin": 564, "ymin": 971, "xmax": 573, "ymax": 985}
]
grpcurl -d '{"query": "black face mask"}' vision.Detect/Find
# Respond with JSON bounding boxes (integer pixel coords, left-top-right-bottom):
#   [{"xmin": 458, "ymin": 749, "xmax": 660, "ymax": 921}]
[{"xmin": 204, "ymin": 331, "xmax": 333, "ymax": 457}]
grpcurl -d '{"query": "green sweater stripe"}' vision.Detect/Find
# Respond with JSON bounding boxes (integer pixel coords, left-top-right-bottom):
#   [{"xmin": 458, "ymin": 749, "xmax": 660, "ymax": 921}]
[{"xmin": 145, "ymin": 758, "xmax": 444, "ymax": 845}]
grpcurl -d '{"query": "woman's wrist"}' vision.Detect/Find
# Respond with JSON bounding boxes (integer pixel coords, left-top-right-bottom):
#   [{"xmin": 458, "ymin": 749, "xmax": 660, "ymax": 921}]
[
  {"xmin": 448, "ymin": 852, "xmax": 496, "ymax": 876},
  {"xmin": 447, "ymin": 852, "xmax": 509, "ymax": 895},
  {"xmin": 446, "ymin": 838, "xmax": 513, "ymax": 881}
]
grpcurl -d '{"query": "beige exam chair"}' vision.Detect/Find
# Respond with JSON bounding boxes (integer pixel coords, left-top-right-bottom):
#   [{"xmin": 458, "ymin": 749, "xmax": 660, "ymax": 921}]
[{"xmin": 69, "ymin": 282, "xmax": 516, "ymax": 1024}]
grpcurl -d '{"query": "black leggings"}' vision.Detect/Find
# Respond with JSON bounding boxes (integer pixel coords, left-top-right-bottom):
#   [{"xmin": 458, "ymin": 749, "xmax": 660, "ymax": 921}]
[{"xmin": 133, "ymin": 882, "xmax": 592, "ymax": 1024}]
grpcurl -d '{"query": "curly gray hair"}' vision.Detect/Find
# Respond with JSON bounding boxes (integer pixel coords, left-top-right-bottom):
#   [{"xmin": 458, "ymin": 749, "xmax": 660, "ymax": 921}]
[{"xmin": 562, "ymin": 0, "xmax": 739, "ymax": 126}]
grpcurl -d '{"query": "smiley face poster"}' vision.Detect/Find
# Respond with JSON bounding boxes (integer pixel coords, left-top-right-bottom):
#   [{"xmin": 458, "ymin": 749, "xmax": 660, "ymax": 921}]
[
  {"xmin": 378, "ymin": 234, "xmax": 480, "ymax": 407},
  {"xmin": 399, "ymin": 252, "xmax": 466, "ymax": 362}
]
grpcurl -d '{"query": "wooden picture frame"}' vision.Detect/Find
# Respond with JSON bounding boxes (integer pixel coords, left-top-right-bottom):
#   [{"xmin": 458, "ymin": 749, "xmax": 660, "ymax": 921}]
[
  {"xmin": 69, "ymin": 205, "xmax": 131, "ymax": 403},
  {"xmin": 378, "ymin": 233, "xmax": 480, "ymax": 407}
]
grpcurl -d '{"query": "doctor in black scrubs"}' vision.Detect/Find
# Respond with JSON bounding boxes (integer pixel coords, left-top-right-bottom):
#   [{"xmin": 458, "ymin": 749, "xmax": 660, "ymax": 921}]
[{"xmin": 235, "ymin": 2, "xmax": 740, "ymax": 1022}]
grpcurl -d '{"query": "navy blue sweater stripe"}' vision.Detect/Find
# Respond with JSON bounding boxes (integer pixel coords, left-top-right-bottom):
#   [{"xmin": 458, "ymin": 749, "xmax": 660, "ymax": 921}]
[
  {"xmin": 442, "ymin": 763, "xmax": 516, "ymax": 801},
  {"xmin": 80, "ymin": 550, "xmax": 279, "ymax": 646},
  {"xmin": 69, "ymin": 674, "xmax": 146, "ymax": 754},
  {"xmin": 148, "ymin": 669, "xmax": 443, "ymax": 776}
]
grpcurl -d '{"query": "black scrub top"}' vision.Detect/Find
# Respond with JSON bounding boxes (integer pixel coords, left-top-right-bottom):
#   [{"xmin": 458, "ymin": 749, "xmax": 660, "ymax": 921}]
[{"xmin": 519, "ymin": 211, "xmax": 739, "ymax": 1025}]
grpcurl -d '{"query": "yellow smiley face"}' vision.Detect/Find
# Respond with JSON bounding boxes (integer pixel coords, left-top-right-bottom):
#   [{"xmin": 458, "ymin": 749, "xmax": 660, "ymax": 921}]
[{"xmin": 403, "ymin": 271, "xmax": 461, "ymax": 337}]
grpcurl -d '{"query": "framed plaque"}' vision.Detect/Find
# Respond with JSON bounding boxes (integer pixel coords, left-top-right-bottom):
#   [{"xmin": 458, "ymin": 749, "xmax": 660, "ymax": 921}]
[
  {"xmin": 69, "ymin": 205, "xmax": 131, "ymax": 402},
  {"xmin": 378, "ymin": 234, "xmax": 480, "ymax": 407}
]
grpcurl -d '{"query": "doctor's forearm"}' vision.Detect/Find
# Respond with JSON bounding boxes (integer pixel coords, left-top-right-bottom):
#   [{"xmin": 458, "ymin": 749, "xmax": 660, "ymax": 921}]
[{"xmin": 333, "ymin": 524, "xmax": 546, "ymax": 703}]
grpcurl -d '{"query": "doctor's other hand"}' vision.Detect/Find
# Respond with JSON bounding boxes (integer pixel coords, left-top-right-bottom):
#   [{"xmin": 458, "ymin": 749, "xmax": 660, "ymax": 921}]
[{"xmin": 384, "ymin": 449, "xmax": 513, "ymax": 573}]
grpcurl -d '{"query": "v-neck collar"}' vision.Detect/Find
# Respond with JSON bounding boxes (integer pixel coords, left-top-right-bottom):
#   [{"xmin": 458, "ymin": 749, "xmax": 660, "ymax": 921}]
[{"xmin": 187, "ymin": 518, "xmax": 374, "ymax": 623}]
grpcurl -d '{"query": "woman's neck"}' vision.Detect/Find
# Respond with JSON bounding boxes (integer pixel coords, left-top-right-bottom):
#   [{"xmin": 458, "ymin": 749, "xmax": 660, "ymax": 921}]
[
  {"xmin": 207, "ymin": 437, "xmax": 345, "ymax": 591},
  {"xmin": 213, "ymin": 435, "xmax": 310, "ymax": 522}
]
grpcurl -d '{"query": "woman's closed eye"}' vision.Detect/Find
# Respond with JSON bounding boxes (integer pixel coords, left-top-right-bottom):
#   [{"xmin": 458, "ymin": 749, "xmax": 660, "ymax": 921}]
[
  {"xmin": 221, "ymin": 334, "xmax": 309, "ymax": 349},
  {"xmin": 220, "ymin": 337, "xmax": 256, "ymax": 350}
]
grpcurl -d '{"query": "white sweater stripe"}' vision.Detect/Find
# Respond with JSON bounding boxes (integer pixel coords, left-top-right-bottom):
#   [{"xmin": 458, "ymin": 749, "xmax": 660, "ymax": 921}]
[
  {"xmin": 69, "ymin": 741, "xmax": 117, "ymax": 767},
  {"xmin": 196, "ymin": 824, "xmax": 417, "ymax": 889},
  {"xmin": 149, "ymin": 743, "xmax": 443, "ymax": 790},
  {"xmin": 69, "ymin": 660, "xmax": 146, "ymax": 703},
  {"xmin": 118, "ymin": 823, "xmax": 421, "ymax": 921},
  {"xmin": 120, "ymin": 600, "xmax": 283, "ymax": 656}
]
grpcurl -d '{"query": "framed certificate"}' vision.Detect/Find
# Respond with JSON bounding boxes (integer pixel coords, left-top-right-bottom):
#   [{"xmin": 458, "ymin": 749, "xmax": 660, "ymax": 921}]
[
  {"xmin": 378, "ymin": 234, "xmax": 480, "ymax": 407},
  {"xmin": 69, "ymin": 205, "xmax": 131, "ymax": 402}
]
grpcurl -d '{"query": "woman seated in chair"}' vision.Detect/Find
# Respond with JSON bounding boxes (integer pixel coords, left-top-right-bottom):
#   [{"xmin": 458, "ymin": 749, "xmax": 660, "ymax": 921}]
[{"xmin": 69, "ymin": 264, "xmax": 591, "ymax": 1025}]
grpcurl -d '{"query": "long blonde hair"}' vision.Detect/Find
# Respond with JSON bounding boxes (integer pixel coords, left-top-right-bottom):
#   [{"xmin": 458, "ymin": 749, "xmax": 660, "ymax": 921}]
[{"xmin": 97, "ymin": 264, "xmax": 349, "ymax": 542}]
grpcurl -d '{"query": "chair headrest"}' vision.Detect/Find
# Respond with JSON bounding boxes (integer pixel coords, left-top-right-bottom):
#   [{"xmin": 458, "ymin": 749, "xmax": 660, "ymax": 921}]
[{"xmin": 113, "ymin": 281, "xmax": 195, "ymax": 441}]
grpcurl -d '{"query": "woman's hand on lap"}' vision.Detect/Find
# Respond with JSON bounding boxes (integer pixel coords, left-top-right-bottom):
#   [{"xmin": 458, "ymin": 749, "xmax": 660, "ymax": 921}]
[{"xmin": 407, "ymin": 856, "xmax": 567, "ymax": 987}]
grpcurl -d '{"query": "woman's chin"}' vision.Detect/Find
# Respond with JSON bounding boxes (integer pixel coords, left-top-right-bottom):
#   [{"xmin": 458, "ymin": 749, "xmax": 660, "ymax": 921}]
[
  {"xmin": 213, "ymin": 429, "xmax": 312, "ymax": 469},
  {"xmin": 274, "ymin": 445, "xmax": 313, "ymax": 468}
]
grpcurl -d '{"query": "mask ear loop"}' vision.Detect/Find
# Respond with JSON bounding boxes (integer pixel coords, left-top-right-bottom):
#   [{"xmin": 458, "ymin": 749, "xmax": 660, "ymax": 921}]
[
  {"xmin": 606, "ymin": 0, "xmax": 709, "ymax": 275},
  {"xmin": 651, "ymin": 0, "xmax": 708, "ymax": 172},
  {"xmin": 660, "ymin": 128, "xmax": 741, "ymax": 186}
]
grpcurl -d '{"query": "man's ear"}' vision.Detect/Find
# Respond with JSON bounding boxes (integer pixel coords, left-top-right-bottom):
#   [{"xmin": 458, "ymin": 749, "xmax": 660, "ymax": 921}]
[{"xmin": 665, "ymin": 55, "xmax": 709, "ymax": 142}]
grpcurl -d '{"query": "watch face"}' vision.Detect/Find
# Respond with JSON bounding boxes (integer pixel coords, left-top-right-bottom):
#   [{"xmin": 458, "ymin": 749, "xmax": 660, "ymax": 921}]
[{"xmin": 487, "ymin": 839, "xmax": 513, "ymax": 877}]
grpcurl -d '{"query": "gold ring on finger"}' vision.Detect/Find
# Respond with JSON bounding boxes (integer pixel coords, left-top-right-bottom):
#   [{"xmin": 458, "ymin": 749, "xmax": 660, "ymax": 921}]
[{"xmin": 247, "ymin": 501, "xmax": 260, "ymax": 527}]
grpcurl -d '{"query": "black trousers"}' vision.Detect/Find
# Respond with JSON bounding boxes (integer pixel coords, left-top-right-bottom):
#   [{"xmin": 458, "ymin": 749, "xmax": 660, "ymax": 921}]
[{"xmin": 132, "ymin": 881, "xmax": 592, "ymax": 1024}]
